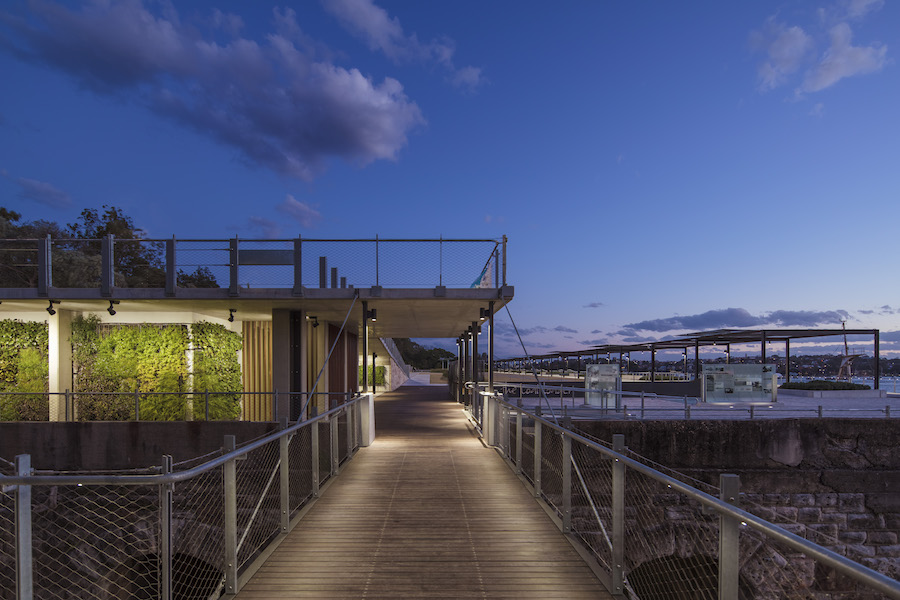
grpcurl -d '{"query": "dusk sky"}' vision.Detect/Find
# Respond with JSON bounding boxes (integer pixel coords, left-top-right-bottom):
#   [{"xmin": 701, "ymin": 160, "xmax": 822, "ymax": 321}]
[{"xmin": 1, "ymin": 0, "xmax": 898, "ymax": 357}]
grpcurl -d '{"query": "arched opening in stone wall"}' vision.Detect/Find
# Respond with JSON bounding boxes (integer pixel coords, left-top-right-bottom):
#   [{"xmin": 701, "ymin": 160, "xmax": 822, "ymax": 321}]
[
  {"xmin": 628, "ymin": 554, "xmax": 755, "ymax": 599},
  {"xmin": 103, "ymin": 552, "xmax": 221, "ymax": 599}
]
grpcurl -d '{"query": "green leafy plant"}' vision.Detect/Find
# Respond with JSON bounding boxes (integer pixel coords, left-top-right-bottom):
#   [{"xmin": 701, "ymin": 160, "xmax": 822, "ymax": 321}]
[
  {"xmin": 191, "ymin": 321, "xmax": 242, "ymax": 420},
  {"xmin": 358, "ymin": 365, "xmax": 386, "ymax": 387},
  {"xmin": 0, "ymin": 319, "xmax": 48, "ymax": 420}
]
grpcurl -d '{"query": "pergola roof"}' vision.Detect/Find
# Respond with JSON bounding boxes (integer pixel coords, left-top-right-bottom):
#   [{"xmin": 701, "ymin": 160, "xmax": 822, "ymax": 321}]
[{"xmin": 501, "ymin": 328, "xmax": 879, "ymax": 361}]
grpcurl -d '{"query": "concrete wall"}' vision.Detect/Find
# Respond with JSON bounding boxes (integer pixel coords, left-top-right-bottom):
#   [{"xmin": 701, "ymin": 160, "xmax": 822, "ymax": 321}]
[{"xmin": 0, "ymin": 421, "xmax": 278, "ymax": 470}]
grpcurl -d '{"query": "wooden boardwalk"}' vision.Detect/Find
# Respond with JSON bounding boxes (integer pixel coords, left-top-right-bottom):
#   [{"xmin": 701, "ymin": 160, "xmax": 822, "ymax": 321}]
[{"xmin": 234, "ymin": 384, "xmax": 612, "ymax": 599}]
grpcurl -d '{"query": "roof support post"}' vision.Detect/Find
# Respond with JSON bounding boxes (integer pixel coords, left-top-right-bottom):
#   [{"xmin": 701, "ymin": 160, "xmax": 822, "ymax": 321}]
[
  {"xmin": 650, "ymin": 346, "xmax": 656, "ymax": 383},
  {"xmin": 694, "ymin": 341, "xmax": 700, "ymax": 380},
  {"xmin": 761, "ymin": 330, "xmax": 767, "ymax": 364},
  {"xmin": 785, "ymin": 339, "xmax": 791, "ymax": 384},
  {"xmin": 875, "ymin": 331, "xmax": 880, "ymax": 390}
]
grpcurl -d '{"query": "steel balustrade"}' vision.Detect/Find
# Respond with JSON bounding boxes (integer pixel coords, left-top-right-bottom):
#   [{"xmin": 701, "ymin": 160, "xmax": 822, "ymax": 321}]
[
  {"xmin": 470, "ymin": 383, "xmax": 900, "ymax": 600},
  {"xmin": 1, "ymin": 396, "xmax": 366, "ymax": 600}
]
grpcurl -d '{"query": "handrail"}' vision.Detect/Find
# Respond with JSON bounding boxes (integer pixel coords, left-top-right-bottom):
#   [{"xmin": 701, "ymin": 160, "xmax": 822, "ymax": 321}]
[{"xmin": 487, "ymin": 391, "xmax": 900, "ymax": 599}]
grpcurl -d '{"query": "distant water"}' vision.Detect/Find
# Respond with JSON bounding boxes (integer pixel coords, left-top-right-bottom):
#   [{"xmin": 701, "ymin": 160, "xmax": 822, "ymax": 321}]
[{"xmin": 789, "ymin": 375, "xmax": 900, "ymax": 391}]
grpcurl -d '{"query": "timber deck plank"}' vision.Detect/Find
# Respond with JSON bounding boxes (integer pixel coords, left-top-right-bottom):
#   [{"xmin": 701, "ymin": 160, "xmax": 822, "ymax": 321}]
[{"xmin": 234, "ymin": 385, "xmax": 612, "ymax": 599}]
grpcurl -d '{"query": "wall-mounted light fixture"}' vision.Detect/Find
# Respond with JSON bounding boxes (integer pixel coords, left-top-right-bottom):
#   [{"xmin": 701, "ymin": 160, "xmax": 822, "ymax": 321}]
[
  {"xmin": 107, "ymin": 300, "xmax": 120, "ymax": 316},
  {"xmin": 228, "ymin": 308, "xmax": 236, "ymax": 323},
  {"xmin": 307, "ymin": 315, "xmax": 319, "ymax": 328},
  {"xmin": 366, "ymin": 308, "xmax": 377, "ymax": 322},
  {"xmin": 47, "ymin": 300, "xmax": 58, "ymax": 316},
  {"xmin": 479, "ymin": 307, "xmax": 490, "ymax": 321}
]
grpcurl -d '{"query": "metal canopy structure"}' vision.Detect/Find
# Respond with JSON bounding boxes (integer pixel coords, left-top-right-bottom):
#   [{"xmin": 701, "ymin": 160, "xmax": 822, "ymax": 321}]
[{"xmin": 497, "ymin": 328, "xmax": 882, "ymax": 389}]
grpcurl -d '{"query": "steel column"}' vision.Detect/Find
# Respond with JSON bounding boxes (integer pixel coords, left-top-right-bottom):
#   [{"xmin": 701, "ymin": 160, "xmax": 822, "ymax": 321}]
[
  {"xmin": 15, "ymin": 455, "xmax": 33, "ymax": 600},
  {"xmin": 533, "ymin": 417, "xmax": 542, "ymax": 498},
  {"xmin": 165, "ymin": 237, "xmax": 175, "ymax": 297},
  {"xmin": 101, "ymin": 234, "xmax": 114, "ymax": 297},
  {"xmin": 292, "ymin": 236, "xmax": 303, "ymax": 296},
  {"xmin": 562, "ymin": 430, "xmax": 572, "ymax": 533},
  {"xmin": 311, "ymin": 407, "xmax": 320, "ymax": 497},
  {"xmin": 37, "ymin": 236, "xmax": 51, "ymax": 297},
  {"xmin": 228, "ymin": 237, "xmax": 239, "ymax": 297},
  {"xmin": 159, "ymin": 455, "xmax": 173, "ymax": 600},
  {"xmin": 719, "ymin": 474, "xmax": 741, "ymax": 600},
  {"xmin": 515, "ymin": 407, "xmax": 523, "ymax": 474},
  {"xmin": 330, "ymin": 413, "xmax": 339, "ymax": 477},
  {"xmin": 875, "ymin": 331, "xmax": 881, "ymax": 390},
  {"xmin": 612, "ymin": 435, "xmax": 625, "ymax": 596},
  {"xmin": 279, "ymin": 419, "xmax": 290, "ymax": 534},
  {"xmin": 223, "ymin": 435, "xmax": 238, "ymax": 595}
]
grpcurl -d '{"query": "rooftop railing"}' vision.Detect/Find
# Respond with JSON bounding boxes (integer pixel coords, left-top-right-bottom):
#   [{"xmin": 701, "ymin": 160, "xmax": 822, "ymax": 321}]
[{"xmin": 0, "ymin": 236, "xmax": 506, "ymax": 296}]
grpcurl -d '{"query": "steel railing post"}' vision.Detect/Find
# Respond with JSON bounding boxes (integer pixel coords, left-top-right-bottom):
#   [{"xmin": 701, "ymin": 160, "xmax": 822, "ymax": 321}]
[
  {"xmin": 279, "ymin": 418, "xmax": 290, "ymax": 534},
  {"xmin": 501, "ymin": 235, "xmax": 507, "ymax": 286},
  {"xmin": 562, "ymin": 430, "xmax": 572, "ymax": 533},
  {"xmin": 229, "ymin": 237, "xmax": 239, "ymax": 297},
  {"xmin": 165, "ymin": 237, "xmax": 175, "ymax": 297},
  {"xmin": 159, "ymin": 455, "xmax": 173, "ymax": 600},
  {"xmin": 224, "ymin": 435, "xmax": 238, "ymax": 595},
  {"xmin": 515, "ymin": 406, "xmax": 523, "ymax": 474},
  {"xmin": 330, "ymin": 413, "xmax": 339, "ymax": 476},
  {"xmin": 612, "ymin": 434, "xmax": 626, "ymax": 596},
  {"xmin": 134, "ymin": 389, "xmax": 140, "ymax": 421},
  {"xmin": 311, "ymin": 406, "xmax": 320, "ymax": 497},
  {"xmin": 15, "ymin": 455, "xmax": 33, "ymax": 600},
  {"xmin": 346, "ymin": 404, "xmax": 353, "ymax": 457},
  {"xmin": 719, "ymin": 474, "xmax": 741, "ymax": 600},
  {"xmin": 533, "ymin": 412, "xmax": 542, "ymax": 498},
  {"xmin": 292, "ymin": 236, "xmax": 303, "ymax": 296},
  {"xmin": 38, "ymin": 236, "xmax": 51, "ymax": 296},
  {"xmin": 101, "ymin": 234, "xmax": 114, "ymax": 297}
]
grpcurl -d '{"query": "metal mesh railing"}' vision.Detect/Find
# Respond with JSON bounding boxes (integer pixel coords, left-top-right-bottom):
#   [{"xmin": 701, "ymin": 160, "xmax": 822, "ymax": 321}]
[
  {"xmin": 478, "ymin": 392, "xmax": 900, "ymax": 600},
  {"xmin": 1, "ymin": 398, "xmax": 365, "ymax": 599},
  {"xmin": 1, "ymin": 237, "xmax": 505, "ymax": 291}
]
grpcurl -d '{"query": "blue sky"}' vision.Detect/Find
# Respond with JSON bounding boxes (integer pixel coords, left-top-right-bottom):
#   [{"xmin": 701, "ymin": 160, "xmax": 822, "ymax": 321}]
[{"xmin": 1, "ymin": 0, "xmax": 898, "ymax": 357}]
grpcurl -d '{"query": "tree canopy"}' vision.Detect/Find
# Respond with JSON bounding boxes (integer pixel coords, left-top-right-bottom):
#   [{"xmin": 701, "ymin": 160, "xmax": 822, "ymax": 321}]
[
  {"xmin": 0, "ymin": 205, "xmax": 218, "ymax": 288},
  {"xmin": 393, "ymin": 338, "xmax": 455, "ymax": 370}
]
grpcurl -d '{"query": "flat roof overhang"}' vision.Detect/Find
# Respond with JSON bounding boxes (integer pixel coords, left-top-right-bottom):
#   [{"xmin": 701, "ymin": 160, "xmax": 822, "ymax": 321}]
[{"xmin": 0, "ymin": 285, "xmax": 515, "ymax": 339}]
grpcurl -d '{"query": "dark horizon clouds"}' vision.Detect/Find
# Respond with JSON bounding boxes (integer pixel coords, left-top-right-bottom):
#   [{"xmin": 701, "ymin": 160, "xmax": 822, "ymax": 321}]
[
  {"xmin": 622, "ymin": 307, "xmax": 851, "ymax": 334},
  {"xmin": 0, "ymin": 1, "xmax": 428, "ymax": 181}
]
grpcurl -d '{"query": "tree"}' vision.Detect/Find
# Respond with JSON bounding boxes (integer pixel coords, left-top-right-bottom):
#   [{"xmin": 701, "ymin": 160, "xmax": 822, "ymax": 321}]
[
  {"xmin": 0, "ymin": 205, "xmax": 218, "ymax": 288},
  {"xmin": 394, "ymin": 338, "xmax": 456, "ymax": 370}
]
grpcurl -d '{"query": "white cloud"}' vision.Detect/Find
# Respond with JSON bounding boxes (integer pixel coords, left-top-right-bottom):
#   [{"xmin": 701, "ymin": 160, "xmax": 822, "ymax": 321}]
[
  {"xmin": 3, "ymin": 1, "xmax": 425, "ymax": 180},
  {"xmin": 277, "ymin": 195, "xmax": 322, "ymax": 228},
  {"xmin": 247, "ymin": 216, "xmax": 282, "ymax": 238},
  {"xmin": 844, "ymin": 0, "xmax": 884, "ymax": 19},
  {"xmin": 799, "ymin": 23, "xmax": 887, "ymax": 93},
  {"xmin": 14, "ymin": 177, "xmax": 72, "ymax": 208},
  {"xmin": 809, "ymin": 102, "xmax": 826, "ymax": 117},
  {"xmin": 323, "ymin": 0, "xmax": 484, "ymax": 91},
  {"xmin": 754, "ymin": 20, "xmax": 814, "ymax": 92}
]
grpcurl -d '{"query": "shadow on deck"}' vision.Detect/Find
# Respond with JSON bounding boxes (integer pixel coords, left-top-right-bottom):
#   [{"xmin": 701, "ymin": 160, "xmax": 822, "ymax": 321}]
[{"xmin": 234, "ymin": 384, "xmax": 612, "ymax": 599}]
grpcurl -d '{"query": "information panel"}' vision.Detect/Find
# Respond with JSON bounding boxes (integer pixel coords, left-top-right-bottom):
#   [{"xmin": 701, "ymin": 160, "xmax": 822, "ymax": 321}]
[
  {"xmin": 701, "ymin": 364, "xmax": 777, "ymax": 403},
  {"xmin": 586, "ymin": 363, "xmax": 621, "ymax": 409}
]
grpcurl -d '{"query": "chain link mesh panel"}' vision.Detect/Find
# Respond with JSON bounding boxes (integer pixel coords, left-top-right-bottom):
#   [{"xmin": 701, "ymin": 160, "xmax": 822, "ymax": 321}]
[
  {"xmin": 540, "ymin": 426, "xmax": 566, "ymax": 521},
  {"xmin": 28, "ymin": 481, "xmax": 161, "ymax": 599},
  {"xmin": 175, "ymin": 240, "xmax": 229, "ymax": 289},
  {"xmin": 172, "ymin": 465, "xmax": 227, "ymax": 599},
  {"xmin": 113, "ymin": 240, "xmax": 166, "ymax": 288},
  {"xmin": 318, "ymin": 418, "xmax": 332, "ymax": 487},
  {"xmin": 234, "ymin": 440, "xmax": 281, "ymax": 571},
  {"xmin": 0, "ymin": 239, "xmax": 38, "ymax": 288},
  {"xmin": 288, "ymin": 426, "xmax": 314, "ymax": 514},
  {"xmin": 51, "ymin": 239, "xmax": 102, "ymax": 288},
  {"xmin": 337, "ymin": 408, "xmax": 349, "ymax": 465},
  {"xmin": 570, "ymin": 442, "xmax": 615, "ymax": 577}
]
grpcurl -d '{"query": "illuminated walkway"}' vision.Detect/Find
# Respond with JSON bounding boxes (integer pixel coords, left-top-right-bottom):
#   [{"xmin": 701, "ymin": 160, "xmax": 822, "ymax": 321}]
[{"xmin": 235, "ymin": 384, "xmax": 611, "ymax": 599}]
